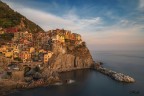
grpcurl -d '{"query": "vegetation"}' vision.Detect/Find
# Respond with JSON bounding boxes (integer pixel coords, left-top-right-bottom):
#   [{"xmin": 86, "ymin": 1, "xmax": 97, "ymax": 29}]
[
  {"xmin": 13, "ymin": 57, "xmax": 22, "ymax": 62},
  {"xmin": 0, "ymin": 33, "xmax": 14, "ymax": 41},
  {"xmin": 0, "ymin": 1, "xmax": 44, "ymax": 33}
]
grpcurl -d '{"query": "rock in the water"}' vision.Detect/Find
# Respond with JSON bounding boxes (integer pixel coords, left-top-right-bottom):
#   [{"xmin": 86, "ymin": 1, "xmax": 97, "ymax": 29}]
[
  {"xmin": 112, "ymin": 73, "xmax": 135, "ymax": 83},
  {"xmin": 93, "ymin": 64, "xmax": 135, "ymax": 83}
]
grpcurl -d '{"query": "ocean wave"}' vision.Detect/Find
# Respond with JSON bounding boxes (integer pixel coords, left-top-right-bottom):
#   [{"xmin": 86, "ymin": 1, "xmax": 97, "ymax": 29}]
[{"xmin": 53, "ymin": 82, "xmax": 63, "ymax": 86}]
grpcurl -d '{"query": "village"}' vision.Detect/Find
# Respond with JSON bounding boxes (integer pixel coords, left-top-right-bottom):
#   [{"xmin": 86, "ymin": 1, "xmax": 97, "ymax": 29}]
[{"xmin": 0, "ymin": 28, "xmax": 83, "ymax": 79}]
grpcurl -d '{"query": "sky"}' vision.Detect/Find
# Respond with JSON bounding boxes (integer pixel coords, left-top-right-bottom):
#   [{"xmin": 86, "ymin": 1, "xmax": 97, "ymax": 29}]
[{"xmin": 2, "ymin": 0, "xmax": 144, "ymax": 51}]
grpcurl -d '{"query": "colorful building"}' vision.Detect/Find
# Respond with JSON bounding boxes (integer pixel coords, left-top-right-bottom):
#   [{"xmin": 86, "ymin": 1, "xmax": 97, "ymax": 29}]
[
  {"xmin": 0, "ymin": 45, "xmax": 8, "ymax": 54},
  {"xmin": 29, "ymin": 47, "xmax": 35, "ymax": 53},
  {"xmin": 19, "ymin": 51, "xmax": 31, "ymax": 63},
  {"xmin": 13, "ymin": 31, "xmax": 33, "ymax": 42},
  {"xmin": 25, "ymin": 32, "xmax": 33, "ymax": 41},
  {"xmin": 59, "ymin": 35, "xmax": 65, "ymax": 43},
  {"xmin": 5, "ymin": 51, "xmax": 13, "ymax": 58},
  {"xmin": 43, "ymin": 51, "xmax": 53, "ymax": 64}
]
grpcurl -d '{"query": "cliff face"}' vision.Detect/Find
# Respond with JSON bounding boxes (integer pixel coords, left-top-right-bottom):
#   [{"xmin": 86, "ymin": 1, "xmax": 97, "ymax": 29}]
[
  {"xmin": 47, "ymin": 35, "xmax": 94, "ymax": 71},
  {"xmin": 49, "ymin": 53, "xmax": 93, "ymax": 71}
]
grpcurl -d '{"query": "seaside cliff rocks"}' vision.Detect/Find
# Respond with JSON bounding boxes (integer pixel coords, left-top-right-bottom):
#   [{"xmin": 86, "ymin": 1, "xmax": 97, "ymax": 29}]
[
  {"xmin": 93, "ymin": 64, "xmax": 135, "ymax": 83},
  {"xmin": 0, "ymin": 29, "xmax": 94, "ymax": 95},
  {"xmin": 48, "ymin": 39, "xmax": 94, "ymax": 71}
]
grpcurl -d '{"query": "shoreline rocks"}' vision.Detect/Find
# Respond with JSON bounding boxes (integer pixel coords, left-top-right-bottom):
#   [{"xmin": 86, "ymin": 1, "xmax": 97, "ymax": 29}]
[
  {"xmin": 0, "ymin": 62, "xmax": 136, "ymax": 96},
  {"xmin": 93, "ymin": 63, "xmax": 135, "ymax": 83}
]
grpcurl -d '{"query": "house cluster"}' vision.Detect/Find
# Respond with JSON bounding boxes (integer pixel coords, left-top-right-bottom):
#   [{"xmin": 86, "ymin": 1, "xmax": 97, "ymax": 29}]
[
  {"xmin": 0, "ymin": 30, "xmax": 53, "ymax": 64},
  {"xmin": 0, "ymin": 27, "xmax": 18, "ymax": 34},
  {"xmin": 0, "ymin": 29, "xmax": 83, "ymax": 67},
  {"xmin": 34, "ymin": 32, "xmax": 50, "ymax": 48},
  {"xmin": 12, "ymin": 31, "xmax": 33, "ymax": 46},
  {"xmin": 0, "ymin": 44, "xmax": 53, "ymax": 65},
  {"xmin": 48, "ymin": 29, "xmax": 82, "ymax": 45}
]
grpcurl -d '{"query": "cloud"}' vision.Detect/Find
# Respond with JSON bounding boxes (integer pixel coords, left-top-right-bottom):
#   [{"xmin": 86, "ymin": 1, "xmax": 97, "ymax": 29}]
[
  {"xmin": 120, "ymin": 20, "xmax": 129, "ymax": 25},
  {"xmin": 84, "ymin": 24, "xmax": 144, "ymax": 50},
  {"xmin": 139, "ymin": 0, "xmax": 144, "ymax": 9}
]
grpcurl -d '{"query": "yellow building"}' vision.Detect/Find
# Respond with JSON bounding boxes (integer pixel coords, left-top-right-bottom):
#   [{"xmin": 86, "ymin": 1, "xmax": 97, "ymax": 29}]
[
  {"xmin": 64, "ymin": 31, "xmax": 71, "ymax": 39},
  {"xmin": 12, "ymin": 45, "xmax": 20, "ymax": 53},
  {"xmin": 29, "ymin": 47, "xmax": 35, "ymax": 53},
  {"xmin": 12, "ymin": 45, "xmax": 20, "ymax": 58},
  {"xmin": 5, "ymin": 52, "xmax": 13, "ymax": 58},
  {"xmin": 20, "ymin": 51, "xmax": 31, "ymax": 63},
  {"xmin": 59, "ymin": 35, "xmax": 65, "ymax": 43},
  {"xmin": 0, "ymin": 45, "xmax": 8, "ymax": 54},
  {"xmin": 43, "ymin": 51, "xmax": 53, "ymax": 64},
  {"xmin": 0, "ymin": 30, "xmax": 4, "ymax": 34},
  {"xmin": 77, "ymin": 34, "xmax": 82, "ymax": 41},
  {"xmin": 52, "ymin": 34, "xmax": 60, "ymax": 41},
  {"xmin": 39, "ymin": 49, "xmax": 47, "ymax": 53}
]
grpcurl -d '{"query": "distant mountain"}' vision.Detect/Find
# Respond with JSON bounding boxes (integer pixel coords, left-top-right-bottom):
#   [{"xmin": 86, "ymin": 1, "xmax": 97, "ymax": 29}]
[{"xmin": 0, "ymin": 0, "xmax": 44, "ymax": 33}]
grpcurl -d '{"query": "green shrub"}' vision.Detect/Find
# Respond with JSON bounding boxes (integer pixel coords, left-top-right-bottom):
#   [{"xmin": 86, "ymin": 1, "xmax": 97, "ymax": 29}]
[{"xmin": 14, "ymin": 57, "xmax": 22, "ymax": 61}]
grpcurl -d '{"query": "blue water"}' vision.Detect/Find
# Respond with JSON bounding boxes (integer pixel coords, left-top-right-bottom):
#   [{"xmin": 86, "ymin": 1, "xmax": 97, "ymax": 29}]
[{"xmin": 8, "ymin": 51, "xmax": 144, "ymax": 96}]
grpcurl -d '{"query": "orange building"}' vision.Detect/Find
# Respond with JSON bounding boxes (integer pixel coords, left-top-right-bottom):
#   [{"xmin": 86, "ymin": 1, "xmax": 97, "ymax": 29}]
[
  {"xmin": 43, "ymin": 51, "xmax": 53, "ymax": 64},
  {"xmin": 19, "ymin": 51, "xmax": 31, "ymax": 63}
]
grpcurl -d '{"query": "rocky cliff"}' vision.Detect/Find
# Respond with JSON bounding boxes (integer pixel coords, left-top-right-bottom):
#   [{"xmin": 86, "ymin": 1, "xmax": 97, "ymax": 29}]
[{"xmin": 47, "ymin": 35, "xmax": 94, "ymax": 71}]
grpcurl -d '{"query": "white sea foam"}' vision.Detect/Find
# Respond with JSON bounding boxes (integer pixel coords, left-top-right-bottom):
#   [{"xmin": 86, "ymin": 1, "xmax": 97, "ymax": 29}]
[
  {"xmin": 53, "ymin": 82, "xmax": 63, "ymax": 86},
  {"xmin": 67, "ymin": 80, "xmax": 75, "ymax": 84}
]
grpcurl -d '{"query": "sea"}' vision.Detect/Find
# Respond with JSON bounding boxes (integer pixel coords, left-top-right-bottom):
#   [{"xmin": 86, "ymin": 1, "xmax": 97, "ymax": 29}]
[{"xmin": 8, "ymin": 50, "xmax": 144, "ymax": 96}]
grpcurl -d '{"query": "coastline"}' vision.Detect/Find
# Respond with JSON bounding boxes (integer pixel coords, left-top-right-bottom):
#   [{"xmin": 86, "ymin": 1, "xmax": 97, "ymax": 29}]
[
  {"xmin": 0, "ymin": 67, "xmax": 90, "ymax": 96},
  {"xmin": 92, "ymin": 62, "xmax": 135, "ymax": 83},
  {"xmin": 0, "ymin": 62, "xmax": 135, "ymax": 96}
]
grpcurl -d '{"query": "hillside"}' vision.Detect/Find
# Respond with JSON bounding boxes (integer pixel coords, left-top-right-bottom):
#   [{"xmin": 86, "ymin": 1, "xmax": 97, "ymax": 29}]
[
  {"xmin": 0, "ymin": 0, "xmax": 44, "ymax": 42},
  {"xmin": 0, "ymin": 1, "xmax": 94, "ymax": 94}
]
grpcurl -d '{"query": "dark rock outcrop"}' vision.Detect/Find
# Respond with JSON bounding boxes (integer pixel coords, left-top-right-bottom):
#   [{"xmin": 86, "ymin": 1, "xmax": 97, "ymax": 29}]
[{"xmin": 93, "ymin": 63, "xmax": 135, "ymax": 83}]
